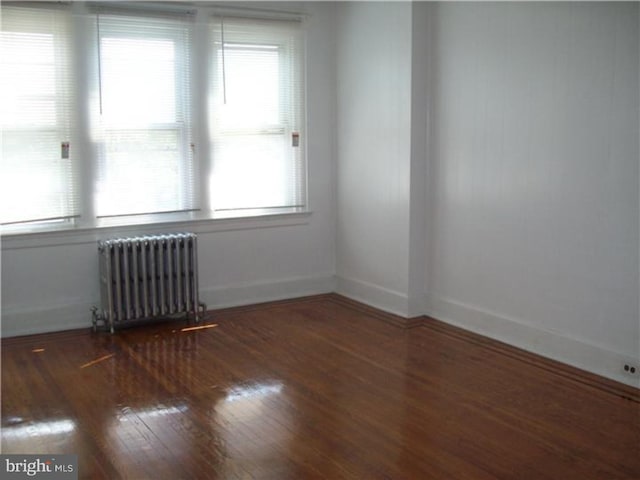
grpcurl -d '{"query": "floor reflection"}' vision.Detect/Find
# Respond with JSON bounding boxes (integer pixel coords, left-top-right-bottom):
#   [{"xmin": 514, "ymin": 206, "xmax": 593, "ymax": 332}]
[
  {"xmin": 106, "ymin": 331, "xmax": 200, "ymax": 403},
  {"xmin": 225, "ymin": 382, "xmax": 283, "ymax": 404},
  {"xmin": 2, "ymin": 418, "xmax": 76, "ymax": 439},
  {"xmin": 212, "ymin": 381, "xmax": 292, "ymax": 476},
  {"xmin": 113, "ymin": 403, "xmax": 189, "ymax": 422},
  {"xmin": 1, "ymin": 417, "xmax": 78, "ymax": 455},
  {"xmin": 102, "ymin": 332, "xmax": 201, "ymax": 473}
]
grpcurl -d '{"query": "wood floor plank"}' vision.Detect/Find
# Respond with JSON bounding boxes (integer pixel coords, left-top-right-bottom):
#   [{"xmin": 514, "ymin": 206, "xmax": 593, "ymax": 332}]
[{"xmin": 2, "ymin": 294, "xmax": 638, "ymax": 479}]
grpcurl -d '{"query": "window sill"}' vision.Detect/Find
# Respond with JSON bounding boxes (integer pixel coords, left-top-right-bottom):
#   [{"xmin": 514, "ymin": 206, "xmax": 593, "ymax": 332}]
[{"xmin": 1, "ymin": 210, "xmax": 312, "ymax": 251}]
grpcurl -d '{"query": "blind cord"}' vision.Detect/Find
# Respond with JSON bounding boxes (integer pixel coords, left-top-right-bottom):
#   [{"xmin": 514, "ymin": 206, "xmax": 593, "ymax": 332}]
[
  {"xmin": 220, "ymin": 17, "xmax": 227, "ymax": 104},
  {"xmin": 96, "ymin": 14, "xmax": 103, "ymax": 114}
]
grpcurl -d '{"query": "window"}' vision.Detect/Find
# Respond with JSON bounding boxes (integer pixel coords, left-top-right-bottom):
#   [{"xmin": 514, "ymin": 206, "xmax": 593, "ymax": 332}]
[
  {"xmin": 210, "ymin": 17, "xmax": 305, "ymax": 213},
  {"xmin": 94, "ymin": 13, "xmax": 195, "ymax": 218},
  {"xmin": 0, "ymin": 4, "xmax": 306, "ymax": 232},
  {"xmin": 0, "ymin": 6, "xmax": 76, "ymax": 225}
]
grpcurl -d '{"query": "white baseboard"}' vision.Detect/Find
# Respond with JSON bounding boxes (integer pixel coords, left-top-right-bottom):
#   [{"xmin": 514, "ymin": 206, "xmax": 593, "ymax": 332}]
[
  {"xmin": 4, "ymin": 278, "xmax": 636, "ymax": 390},
  {"xmin": 1, "ymin": 301, "xmax": 96, "ymax": 338},
  {"xmin": 201, "ymin": 274, "xmax": 336, "ymax": 309},
  {"xmin": 425, "ymin": 293, "xmax": 640, "ymax": 388},
  {"xmin": 1, "ymin": 274, "xmax": 336, "ymax": 338},
  {"xmin": 335, "ymin": 275, "xmax": 411, "ymax": 317}
]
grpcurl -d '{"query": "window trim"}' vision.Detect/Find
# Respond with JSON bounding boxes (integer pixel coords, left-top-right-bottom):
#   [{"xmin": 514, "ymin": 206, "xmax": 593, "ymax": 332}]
[{"xmin": 0, "ymin": 210, "xmax": 312, "ymax": 250}]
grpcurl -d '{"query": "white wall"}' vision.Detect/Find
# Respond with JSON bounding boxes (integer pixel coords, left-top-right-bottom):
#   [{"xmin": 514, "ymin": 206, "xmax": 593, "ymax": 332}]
[
  {"xmin": 332, "ymin": 1, "xmax": 639, "ymax": 386},
  {"xmin": 425, "ymin": 2, "xmax": 639, "ymax": 385},
  {"xmin": 335, "ymin": 2, "xmax": 415, "ymax": 316},
  {"xmin": 0, "ymin": 2, "xmax": 338, "ymax": 337}
]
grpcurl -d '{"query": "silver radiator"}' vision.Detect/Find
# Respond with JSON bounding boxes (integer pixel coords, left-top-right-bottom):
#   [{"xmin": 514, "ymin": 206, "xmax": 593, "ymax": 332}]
[{"xmin": 92, "ymin": 233, "xmax": 206, "ymax": 333}]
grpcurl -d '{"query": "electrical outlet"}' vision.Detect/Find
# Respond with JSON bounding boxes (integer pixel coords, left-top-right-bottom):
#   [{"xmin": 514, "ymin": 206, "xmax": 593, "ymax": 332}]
[{"xmin": 622, "ymin": 363, "xmax": 639, "ymax": 376}]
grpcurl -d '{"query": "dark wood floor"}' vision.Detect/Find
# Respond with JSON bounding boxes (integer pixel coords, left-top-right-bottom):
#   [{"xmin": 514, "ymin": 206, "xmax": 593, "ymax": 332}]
[{"xmin": 2, "ymin": 294, "xmax": 639, "ymax": 479}]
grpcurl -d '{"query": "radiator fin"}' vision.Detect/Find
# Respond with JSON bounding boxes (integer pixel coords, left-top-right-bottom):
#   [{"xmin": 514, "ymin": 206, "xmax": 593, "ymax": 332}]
[{"xmin": 94, "ymin": 233, "xmax": 204, "ymax": 333}]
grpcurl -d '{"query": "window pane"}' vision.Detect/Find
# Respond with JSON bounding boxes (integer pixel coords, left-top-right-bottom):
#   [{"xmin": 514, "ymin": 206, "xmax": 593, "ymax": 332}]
[
  {"xmin": 93, "ymin": 13, "xmax": 195, "ymax": 218},
  {"xmin": 95, "ymin": 129, "xmax": 188, "ymax": 216},
  {"xmin": 1, "ymin": 130, "xmax": 73, "ymax": 224},
  {"xmin": 215, "ymin": 45, "xmax": 280, "ymax": 130},
  {"xmin": 0, "ymin": 32, "xmax": 56, "ymax": 127},
  {"xmin": 0, "ymin": 6, "xmax": 77, "ymax": 225},
  {"xmin": 211, "ymin": 133, "xmax": 294, "ymax": 210},
  {"xmin": 100, "ymin": 37, "xmax": 176, "ymax": 124},
  {"xmin": 209, "ymin": 17, "xmax": 305, "ymax": 212}
]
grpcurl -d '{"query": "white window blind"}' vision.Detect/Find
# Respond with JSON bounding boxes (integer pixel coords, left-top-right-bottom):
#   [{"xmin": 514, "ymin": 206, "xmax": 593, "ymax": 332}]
[
  {"xmin": 0, "ymin": 6, "xmax": 77, "ymax": 225},
  {"xmin": 210, "ymin": 16, "xmax": 305, "ymax": 213},
  {"xmin": 93, "ymin": 11, "xmax": 196, "ymax": 218},
  {"xmin": 1, "ymin": 4, "xmax": 308, "ymax": 233}
]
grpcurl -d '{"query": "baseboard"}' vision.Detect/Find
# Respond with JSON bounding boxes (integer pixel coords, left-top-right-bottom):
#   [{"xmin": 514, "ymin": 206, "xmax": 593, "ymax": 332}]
[
  {"xmin": 1, "ymin": 301, "xmax": 95, "ymax": 338},
  {"xmin": 1, "ymin": 275, "xmax": 336, "ymax": 338},
  {"xmin": 329, "ymin": 294, "xmax": 423, "ymax": 329},
  {"xmin": 335, "ymin": 275, "xmax": 411, "ymax": 318},
  {"xmin": 424, "ymin": 293, "xmax": 640, "ymax": 389},
  {"xmin": 5, "ymin": 281, "xmax": 635, "ymax": 391},
  {"xmin": 200, "ymin": 274, "xmax": 336, "ymax": 310}
]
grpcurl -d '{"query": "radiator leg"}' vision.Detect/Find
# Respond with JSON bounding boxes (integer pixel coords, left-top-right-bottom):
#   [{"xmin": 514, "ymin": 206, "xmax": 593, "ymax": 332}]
[
  {"xmin": 91, "ymin": 307, "xmax": 99, "ymax": 333},
  {"xmin": 91, "ymin": 307, "xmax": 108, "ymax": 333},
  {"xmin": 197, "ymin": 302, "xmax": 207, "ymax": 324}
]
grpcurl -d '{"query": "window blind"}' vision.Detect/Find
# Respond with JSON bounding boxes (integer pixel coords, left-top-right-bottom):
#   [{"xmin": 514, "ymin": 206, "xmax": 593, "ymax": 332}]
[
  {"xmin": 0, "ymin": 5, "xmax": 77, "ymax": 225},
  {"xmin": 93, "ymin": 11, "xmax": 196, "ymax": 218},
  {"xmin": 1, "ymin": 4, "xmax": 308, "ymax": 232},
  {"xmin": 209, "ymin": 16, "xmax": 305, "ymax": 212}
]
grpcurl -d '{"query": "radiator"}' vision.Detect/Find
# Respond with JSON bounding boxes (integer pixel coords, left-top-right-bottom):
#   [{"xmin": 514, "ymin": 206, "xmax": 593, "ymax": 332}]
[{"xmin": 92, "ymin": 233, "xmax": 206, "ymax": 333}]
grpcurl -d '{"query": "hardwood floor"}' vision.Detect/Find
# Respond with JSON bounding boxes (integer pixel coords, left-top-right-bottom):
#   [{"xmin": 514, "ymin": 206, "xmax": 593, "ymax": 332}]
[{"xmin": 2, "ymin": 294, "xmax": 639, "ymax": 479}]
